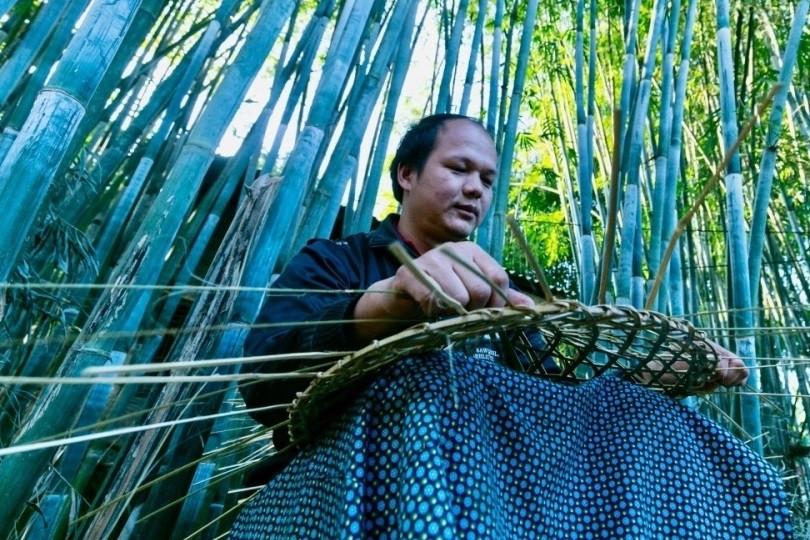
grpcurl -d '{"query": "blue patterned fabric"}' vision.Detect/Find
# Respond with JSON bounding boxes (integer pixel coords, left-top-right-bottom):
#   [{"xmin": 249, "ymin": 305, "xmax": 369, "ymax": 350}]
[{"xmin": 231, "ymin": 350, "xmax": 793, "ymax": 538}]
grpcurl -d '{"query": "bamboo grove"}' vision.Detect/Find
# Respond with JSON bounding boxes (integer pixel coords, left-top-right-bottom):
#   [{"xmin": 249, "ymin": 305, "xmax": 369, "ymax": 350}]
[{"xmin": 0, "ymin": 0, "xmax": 808, "ymax": 537}]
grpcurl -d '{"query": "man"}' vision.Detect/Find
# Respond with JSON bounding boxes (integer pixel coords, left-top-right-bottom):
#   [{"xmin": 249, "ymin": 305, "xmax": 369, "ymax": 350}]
[
  {"xmin": 232, "ymin": 115, "xmax": 785, "ymax": 539},
  {"xmin": 241, "ymin": 115, "xmax": 531, "ymax": 445},
  {"xmin": 241, "ymin": 114, "xmax": 746, "ymax": 431}
]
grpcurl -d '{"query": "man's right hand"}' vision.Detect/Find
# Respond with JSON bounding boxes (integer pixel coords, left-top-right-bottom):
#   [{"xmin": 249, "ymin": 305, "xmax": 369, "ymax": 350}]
[{"xmin": 353, "ymin": 242, "xmax": 534, "ymax": 341}]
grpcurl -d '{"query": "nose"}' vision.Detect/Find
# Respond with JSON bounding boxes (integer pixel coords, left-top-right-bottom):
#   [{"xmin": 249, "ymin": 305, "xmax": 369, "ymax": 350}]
[{"xmin": 463, "ymin": 174, "xmax": 485, "ymax": 198}]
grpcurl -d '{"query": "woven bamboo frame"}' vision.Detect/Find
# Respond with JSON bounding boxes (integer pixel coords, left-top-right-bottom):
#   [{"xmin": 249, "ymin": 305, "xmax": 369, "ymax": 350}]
[{"xmin": 288, "ymin": 300, "xmax": 720, "ymax": 445}]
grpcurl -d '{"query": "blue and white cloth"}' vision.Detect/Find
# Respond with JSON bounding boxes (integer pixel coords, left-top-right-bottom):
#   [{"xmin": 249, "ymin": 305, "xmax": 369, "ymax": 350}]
[{"xmin": 231, "ymin": 349, "xmax": 793, "ymax": 538}]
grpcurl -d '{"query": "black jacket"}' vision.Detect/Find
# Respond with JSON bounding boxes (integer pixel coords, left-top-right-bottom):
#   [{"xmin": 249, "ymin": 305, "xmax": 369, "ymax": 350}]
[
  {"xmin": 241, "ymin": 215, "xmax": 414, "ymax": 436},
  {"xmin": 240, "ymin": 214, "xmax": 554, "ymax": 452}
]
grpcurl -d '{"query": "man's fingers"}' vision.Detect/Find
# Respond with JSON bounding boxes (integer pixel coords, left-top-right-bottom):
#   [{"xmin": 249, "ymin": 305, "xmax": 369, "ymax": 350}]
[
  {"xmin": 642, "ymin": 344, "xmax": 750, "ymax": 393},
  {"xmin": 419, "ymin": 270, "xmax": 469, "ymax": 314},
  {"xmin": 723, "ymin": 358, "xmax": 749, "ymax": 386},
  {"xmin": 396, "ymin": 241, "xmax": 536, "ymax": 315},
  {"xmin": 506, "ymin": 289, "xmax": 535, "ymax": 307},
  {"xmin": 438, "ymin": 243, "xmax": 511, "ymax": 309},
  {"xmin": 708, "ymin": 341, "xmax": 749, "ymax": 387},
  {"xmin": 716, "ymin": 358, "xmax": 746, "ymax": 386}
]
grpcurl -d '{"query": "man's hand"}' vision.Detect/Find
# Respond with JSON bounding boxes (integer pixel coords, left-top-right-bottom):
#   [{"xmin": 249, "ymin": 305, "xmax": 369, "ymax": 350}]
[
  {"xmin": 388, "ymin": 241, "xmax": 534, "ymax": 316},
  {"xmin": 354, "ymin": 241, "xmax": 534, "ymax": 341},
  {"xmin": 696, "ymin": 340, "xmax": 749, "ymax": 392},
  {"xmin": 639, "ymin": 339, "xmax": 749, "ymax": 393}
]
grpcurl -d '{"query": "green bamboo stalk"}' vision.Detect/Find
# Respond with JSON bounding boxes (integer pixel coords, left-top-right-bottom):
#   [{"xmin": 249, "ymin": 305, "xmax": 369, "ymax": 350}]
[
  {"xmin": 458, "ymin": 0, "xmax": 486, "ymax": 115},
  {"xmin": 0, "ymin": 1, "xmax": 37, "ymax": 64},
  {"xmin": 241, "ymin": 1, "xmax": 300, "ymax": 186},
  {"xmin": 296, "ymin": 0, "xmax": 417, "ymax": 245},
  {"xmin": 646, "ymin": 84, "xmax": 780, "ymax": 311},
  {"xmin": 82, "ymin": 174, "xmax": 279, "ymax": 537},
  {"xmin": 615, "ymin": 0, "xmax": 666, "ymax": 305},
  {"xmin": 435, "ymin": 0, "xmax": 470, "ymax": 113},
  {"xmin": 748, "ymin": 0, "xmax": 809, "ymax": 305},
  {"xmin": 48, "ymin": 2, "xmax": 222, "ymax": 324},
  {"xmin": 50, "ymin": 0, "xmax": 172, "ymax": 228},
  {"xmin": 0, "ymin": 0, "xmax": 90, "ymax": 165},
  {"xmin": 278, "ymin": 0, "xmax": 388, "ymax": 261},
  {"xmin": 0, "ymin": 0, "xmax": 294, "ymax": 527},
  {"xmin": 584, "ymin": 0, "xmax": 598, "ymax": 242},
  {"xmin": 617, "ymin": 0, "xmax": 641, "ymax": 169},
  {"xmin": 474, "ymin": 0, "xmax": 504, "ymax": 252},
  {"xmin": 496, "ymin": 1, "xmax": 518, "ymax": 153},
  {"xmin": 91, "ymin": 4, "xmax": 237, "ymax": 269},
  {"xmin": 597, "ymin": 108, "xmax": 622, "ymax": 304},
  {"xmin": 0, "ymin": 0, "xmax": 17, "ymax": 19},
  {"xmin": 0, "ymin": 0, "xmax": 70, "ymax": 108},
  {"xmin": 648, "ymin": 0, "xmax": 680, "ymax": 309},
  {"xmin": 253, "ymin": 0, "xmax": 375, "ymax": 273},
  {"xmin": 143, "ymin": 120, "xmax": 267, "ymax": 360},
  {"xmin": 682, "ymin": 190, "xmax": 699, "ymax": 322},
  {"xmin": 551, "ymin": 76, "xmax": 582, "ymax": 275},
  {"xmin": 347, "ymin": 4, "xmax": 423, "ymax": 235},
  {"xmin": 489, "ymin": 0, "xmax": 539, "ymax": 262},
  {"xmin": 170, "ymin": 381, "xmax": 242, "ymax": 538},
  {"xmin": 260, "ymin": 0, "xmax": 338, "ymax": 176},
  {"xmin": 25, "ymin": 493, "xmax": 70, "ymax": 539},
  {"xmin": 486, "ymin": 0, "xmax": 503, "ymax": 137},
  {"xmin": 89, "ymin": 63, "xmax": 192, "ymax": 266},
  {"xmin": 766, "ymin": 204, "xmax": 810, "ymax": 313},
  {"xmin": 715, "ymin": 0, "xmax": 762, "ymax": 454},
  {"xmin": 779, "ymin": 188, "xmax": 810, "ymax": 282},
  {"xmin": 659, "ymin": 0, "xmax": 698, "ymax": 314},
  {"xmin": 23, "ymin": 349, "xmax": 127, "ymax": 537},
  {"xmin": 574, "ymin": 0, "xmax": 595, "ymax": 304},
  {"xmin": 0, "ymin": 0, "xmax": 145, "ymax": 284},
  {"xmin": 582, "ymin": 0, "xmax": 599, "ymax": 304}
]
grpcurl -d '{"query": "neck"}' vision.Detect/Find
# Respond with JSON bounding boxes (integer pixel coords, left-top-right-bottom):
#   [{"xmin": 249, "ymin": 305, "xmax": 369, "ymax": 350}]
[{"xmin": 395, "ymin": 213, "xmax": 436, "ymax": 254}]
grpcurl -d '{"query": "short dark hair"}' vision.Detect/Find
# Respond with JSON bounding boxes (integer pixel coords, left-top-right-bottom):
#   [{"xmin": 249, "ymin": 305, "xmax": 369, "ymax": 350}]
[{"xmin": 389, "ymin": 114, "xmax": 488, "ymax": 203}]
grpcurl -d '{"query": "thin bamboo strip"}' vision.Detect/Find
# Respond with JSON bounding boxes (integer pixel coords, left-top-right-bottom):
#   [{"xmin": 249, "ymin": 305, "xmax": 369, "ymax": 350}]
[
  {"xmin": 597, "ymin": 108, "xmax": 622, "ymax": 304},
  {"xmin": 0, "ymin": 404, "xmax": 282, "ymax": 458},
  {"xmin": 84, "ymin": 351, "xmax": 349, "ymax": 374}
]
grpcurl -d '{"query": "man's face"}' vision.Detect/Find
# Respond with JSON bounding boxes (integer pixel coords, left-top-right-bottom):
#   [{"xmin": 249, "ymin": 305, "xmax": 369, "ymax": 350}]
[{"xmin": 398, "ymin": 119, "xmax": 497, "ymax": 247}]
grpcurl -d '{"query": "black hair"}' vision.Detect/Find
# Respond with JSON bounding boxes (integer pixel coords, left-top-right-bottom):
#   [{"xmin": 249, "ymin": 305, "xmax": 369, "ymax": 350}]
[{"xmin": 389, "ymin": 114, "xmax": 488, "ymax": 203}]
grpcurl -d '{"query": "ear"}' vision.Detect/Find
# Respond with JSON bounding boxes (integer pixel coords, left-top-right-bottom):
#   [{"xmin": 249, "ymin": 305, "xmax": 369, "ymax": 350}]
[{"xmin": 397, "ymin": 164, "xmax": 416, "ymax": 195}]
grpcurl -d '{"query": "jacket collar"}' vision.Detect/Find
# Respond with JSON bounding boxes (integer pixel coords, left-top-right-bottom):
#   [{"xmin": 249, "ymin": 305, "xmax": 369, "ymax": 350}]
[{"xmin": 368, "ymin": 214, "xmax": 419, "ymax": 258}]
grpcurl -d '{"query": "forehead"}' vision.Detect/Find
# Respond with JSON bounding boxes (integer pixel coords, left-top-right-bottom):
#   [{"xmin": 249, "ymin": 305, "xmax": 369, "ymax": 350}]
[{"xmin": 432, "ymin": 119, "xmax": 496, "ymax": 158}]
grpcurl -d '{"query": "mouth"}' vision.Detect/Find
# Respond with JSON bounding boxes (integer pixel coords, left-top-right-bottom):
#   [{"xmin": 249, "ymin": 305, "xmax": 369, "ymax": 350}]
[{"xmin": 454, "ymin": 204, "xmax": 479, "ymax": 220}]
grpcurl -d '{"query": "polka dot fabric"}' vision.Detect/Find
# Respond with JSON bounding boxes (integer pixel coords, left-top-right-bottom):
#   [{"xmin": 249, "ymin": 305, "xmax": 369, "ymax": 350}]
[{"xmin": 231, "ymin": 350, "xmax": 793, "ymax": 538}]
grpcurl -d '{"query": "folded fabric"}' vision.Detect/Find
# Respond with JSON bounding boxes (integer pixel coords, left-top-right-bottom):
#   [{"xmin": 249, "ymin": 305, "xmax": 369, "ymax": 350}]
[{"xmin": 231, "ymin": 350, "xmax": 792, "ymax": 539}]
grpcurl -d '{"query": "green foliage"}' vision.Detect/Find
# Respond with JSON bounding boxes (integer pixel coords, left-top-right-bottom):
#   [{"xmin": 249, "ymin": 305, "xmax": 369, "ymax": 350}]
[
  {"xmin": 3, "ymin": 260, "xmax": 71, "ymax": 334},
  {"xmin": 503, "ymin": 210, "xmax": 579, "ymax": 298},
  {"xmin": 31, "ymin": 206, "xmax": 99, "ymax": 276},
  {"xmin": 796, "ymin": 31, "xmax": 810, "ymax": 88},
  {"xmin": 502, "ymin": 138, "xmax": 577, "ymax": 297}
]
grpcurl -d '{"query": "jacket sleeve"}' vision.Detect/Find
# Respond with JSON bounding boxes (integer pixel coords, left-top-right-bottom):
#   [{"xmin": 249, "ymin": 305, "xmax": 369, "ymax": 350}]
[{"xmin": 239, "ymin": 239, "xmax": 369, "ymax": 432}]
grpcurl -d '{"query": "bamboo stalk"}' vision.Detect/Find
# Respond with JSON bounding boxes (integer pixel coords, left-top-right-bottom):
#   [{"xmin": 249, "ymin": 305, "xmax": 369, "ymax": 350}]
[{"xmin": 645, "ymin": 83, "xmax": 781, "ymax": 310}]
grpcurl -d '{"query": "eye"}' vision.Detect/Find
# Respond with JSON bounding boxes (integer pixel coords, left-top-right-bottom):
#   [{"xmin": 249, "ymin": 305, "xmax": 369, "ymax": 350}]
[
  {"xmin": 482, "ymin": 176, "xmax": 495, "ymax": 187},
  {"xmin": 449, "ymin": 164, "xmax": 466, "ymax": 174}
]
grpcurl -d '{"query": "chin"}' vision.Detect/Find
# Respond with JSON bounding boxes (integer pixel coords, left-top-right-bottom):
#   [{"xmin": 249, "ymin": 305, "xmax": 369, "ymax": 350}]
[
  {"xmin": 438, "ymin": 217, "xmax": 477, "ymax": 242},
  {"xmin": 446, "ymin": 226, "xmax": 475, "ymax": 241}
]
